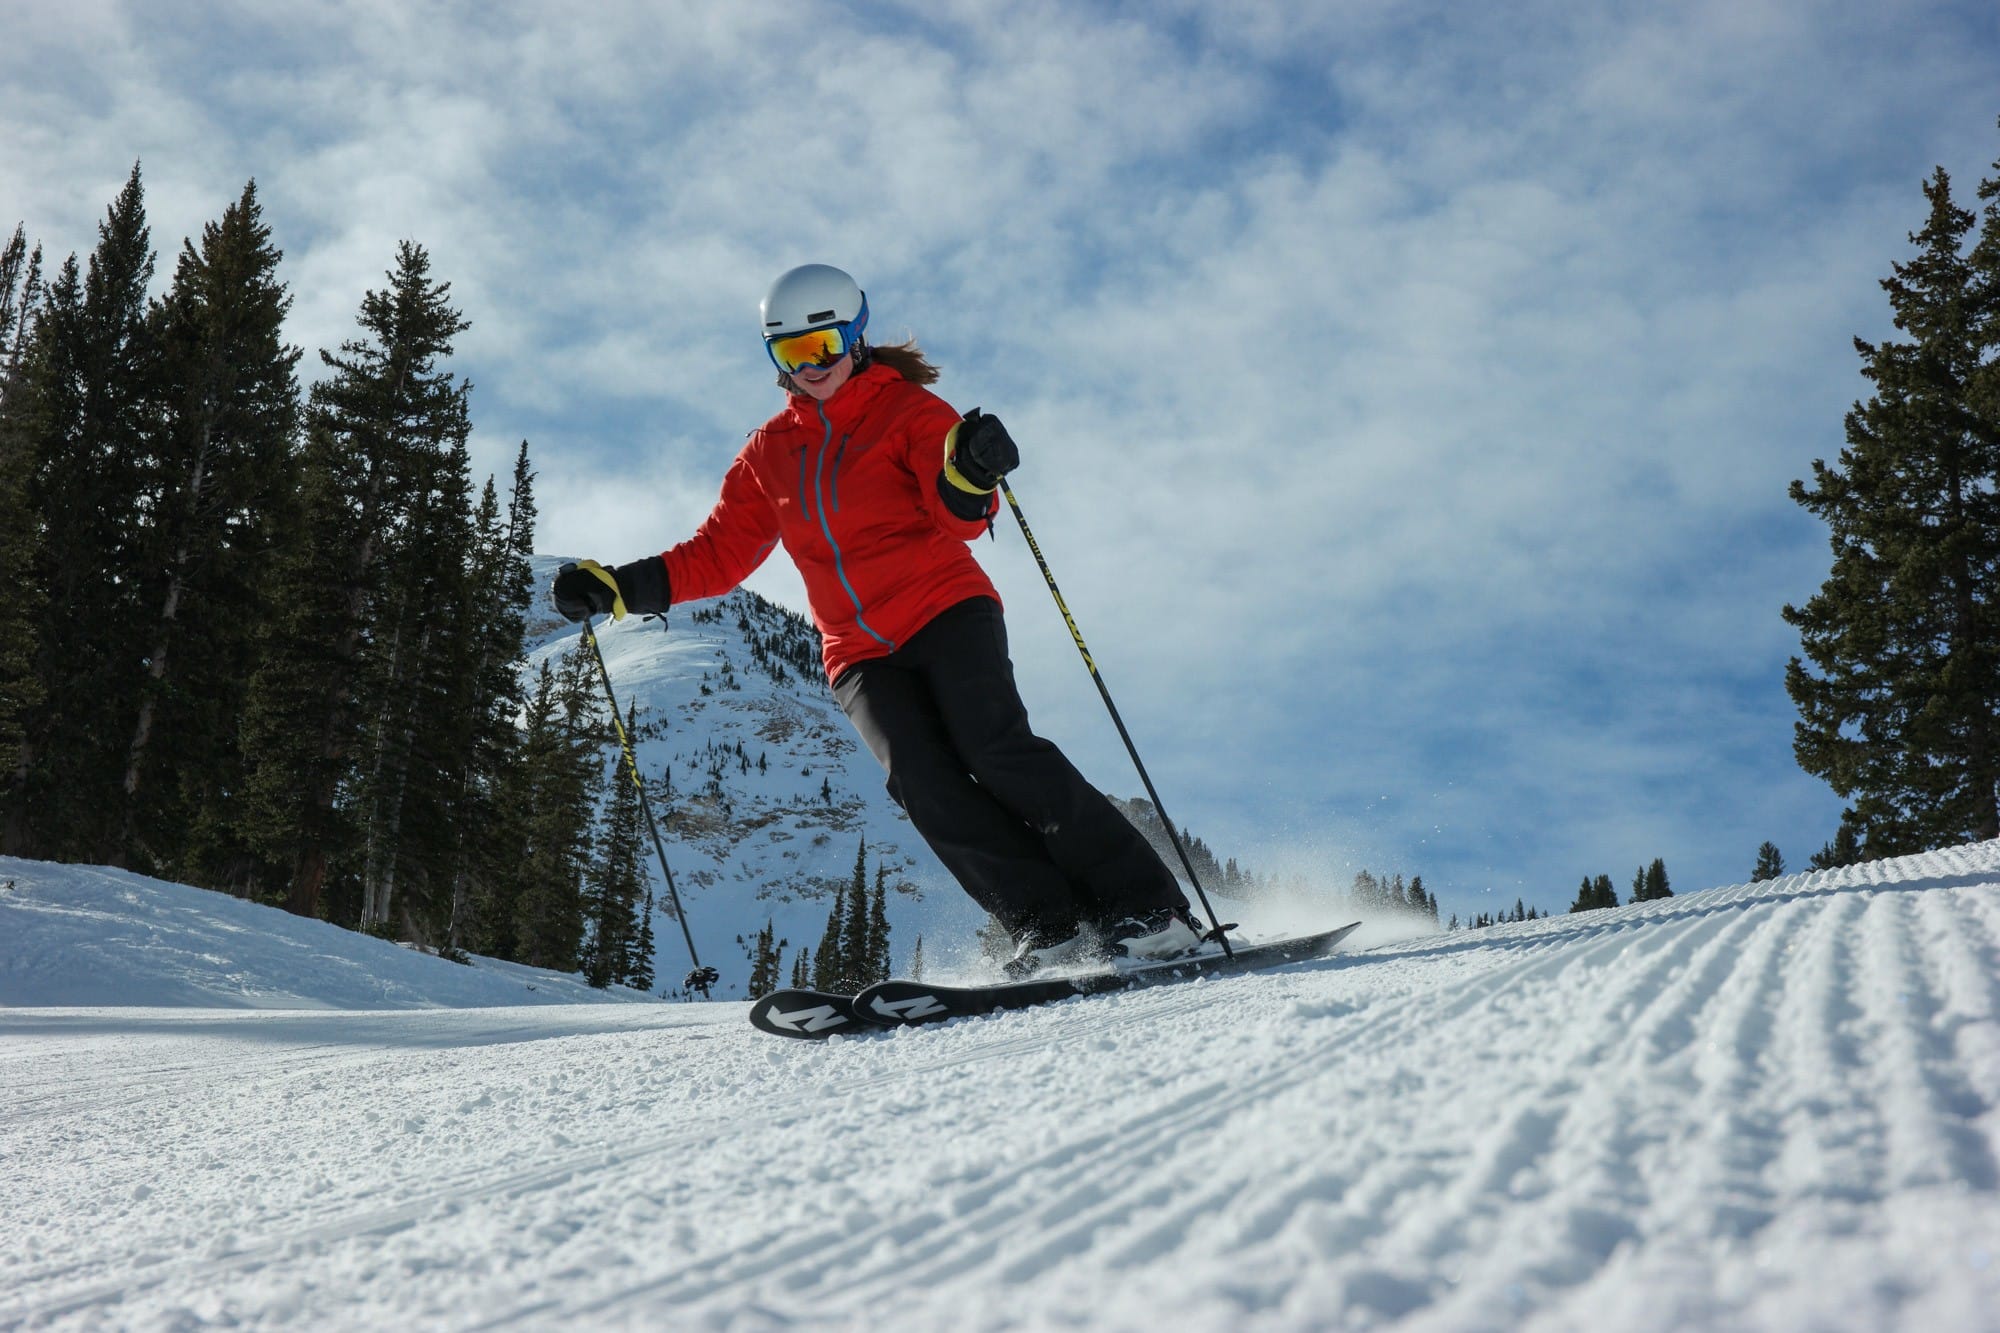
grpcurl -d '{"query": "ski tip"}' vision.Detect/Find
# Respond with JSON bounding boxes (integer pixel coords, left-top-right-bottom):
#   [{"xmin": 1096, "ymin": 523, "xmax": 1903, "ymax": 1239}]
[{"xmin": 748, "ymin": 989, "xmax": 885, "ymax": 1040}]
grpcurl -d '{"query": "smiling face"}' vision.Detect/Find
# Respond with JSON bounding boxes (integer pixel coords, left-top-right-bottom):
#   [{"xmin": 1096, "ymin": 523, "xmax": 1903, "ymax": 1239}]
[{"xmin": 789, "ymin": 349, "xmax": 856, "ymax": 402}]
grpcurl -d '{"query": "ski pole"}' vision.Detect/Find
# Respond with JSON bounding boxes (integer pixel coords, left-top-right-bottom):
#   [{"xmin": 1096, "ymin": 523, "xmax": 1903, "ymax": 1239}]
[
  {"xmin": 578, "ymin": 611, "xmax": 717, "ymax": 998},
  {"xmin": 998, "ymin": 479, "xmax": 1233, "ymax": 958}
]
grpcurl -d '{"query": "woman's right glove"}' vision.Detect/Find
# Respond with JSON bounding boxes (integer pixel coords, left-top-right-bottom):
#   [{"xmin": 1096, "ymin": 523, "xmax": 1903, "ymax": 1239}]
[{"xmin": 552, "ymin": 557, "xmax": 671, "ymax": 622}]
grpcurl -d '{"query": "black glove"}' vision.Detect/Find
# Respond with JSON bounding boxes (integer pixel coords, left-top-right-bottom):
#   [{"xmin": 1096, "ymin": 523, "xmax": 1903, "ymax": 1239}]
[
  {"xmin": 551, "ymin": 557, "xmax": 671, "ymax": 623},
  {"xmin": 946, "ymin": 408, "xmax": 1019, "ymax": 492}
]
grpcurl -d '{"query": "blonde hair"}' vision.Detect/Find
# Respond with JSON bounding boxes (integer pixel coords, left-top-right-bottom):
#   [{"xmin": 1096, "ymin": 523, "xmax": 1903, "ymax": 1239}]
[{"xmin": 778, "ymin": 338, "xmax": 941, "ymax": 393}]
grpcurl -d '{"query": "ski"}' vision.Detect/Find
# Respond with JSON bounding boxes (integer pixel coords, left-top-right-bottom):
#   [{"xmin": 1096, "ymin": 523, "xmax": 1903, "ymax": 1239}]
[
  {"xmin": 849, "ymin": 921, "xmax": 1364, "ymax": 1032},
  {"xmin": 747, "ymin": 988, "xmax": 886, "ymax": 1041}
]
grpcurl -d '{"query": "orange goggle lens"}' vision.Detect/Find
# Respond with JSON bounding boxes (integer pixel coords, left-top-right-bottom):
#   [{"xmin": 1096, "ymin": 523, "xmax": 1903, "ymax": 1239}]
[{"xmin": 766, "ymin": 324, "xmax": 853, "ymax": 374}]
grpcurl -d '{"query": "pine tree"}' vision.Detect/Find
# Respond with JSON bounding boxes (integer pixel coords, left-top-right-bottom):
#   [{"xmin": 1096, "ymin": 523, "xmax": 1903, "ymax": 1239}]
[
  {"xmin": 1752, "ymin": 842, "xmax": 1786, "ymax": 882},
  {"xmin": 228, "ymin": 428, "xmax": 354, "ymax": 907},
  {"xmin": 1408, "ymin": 875, "xmax": 1437, "ymax": 922},
  {"xmin": 841, "ymin": 839, "xmax": 870, "ymax": 989},
  {"xmin": 117, "ymin": 181, "xmax": 302, "ymax": 875},
  {"xmin": 867, "ymin": 863, "xmax": 892, "ymax": 985},
  {"xmin": 0, "ymin": 224, "xmax": 46, "ymax": 775},
  {"xmin": 625, "ymin": 889, "xmax": 657, "ymax": 992},
  {"xmin": 0, "ymin": 225, "xmax": 41, "ymax": 381},
  {"xmin": 359, "ymin": 445, "xmax": 480, "ymax": 937},
  {"xmin": 445, "ymin": 446, "xmax": 538, "ymax": 952},
  {"xmin": 909, "ymin": 934, "xmax": 925, "ymax": 981},
  {"xmin": 4, "ymin": 165, "xmax": 160, "ymax": 859},
  {"xmin": 792, "ymin": 946, "xmax": 811, "ymax": 989},
  {"xmin": 474, "ymin": 663, "xmax": 554, "ymax": 960},
  {"xmin": 469, "ymin": 646, "xmax": 594, "ymax": 967},
  {"xmin": 745, "ymin": 919, "xmax": 782, "ymax": 999},
  {"xmin": 1785, "ymin": 155, "xmax": 2000, "ymax": 855},
  {"xmin": 1630, "ymin": 858, "xmax": 1673, "ymax": 903},
  {"xmin": 1571, "ymin": 874, "xmax": 1621, "ymax": 912},
  {"xmin": 583, "ymin": 705, "xmax": 647, "ymax": 988},
  {"xmin": 350, "ymin": 321, "xmax": 478, "ymax": 937},
  {"xmin": 812, "ymin": 885, "xmax": 846, "ymax": 991},
  {"xmin": 235, "ymin": 241, "xmax": 472, "ymax": 918},
  {"xmin": 1809, "ymin": 823, "xmax": 1865, "ymax": 871},
  {"xmin": 510, "ymin": 642, "xmax": 598, "ymax": 969}
]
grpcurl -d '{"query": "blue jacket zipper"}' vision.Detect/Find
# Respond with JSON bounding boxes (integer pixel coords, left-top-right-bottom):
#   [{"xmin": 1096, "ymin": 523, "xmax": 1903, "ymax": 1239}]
[{"xmin": 811, "ymin": 402, "xmax": 892, "ymax": 650}]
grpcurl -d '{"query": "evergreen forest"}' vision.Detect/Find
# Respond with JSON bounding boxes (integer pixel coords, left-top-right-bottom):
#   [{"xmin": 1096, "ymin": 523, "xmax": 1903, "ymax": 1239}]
[{"xmin": 0, "ymin": 167, "xmax": 648, "ymax": 985}]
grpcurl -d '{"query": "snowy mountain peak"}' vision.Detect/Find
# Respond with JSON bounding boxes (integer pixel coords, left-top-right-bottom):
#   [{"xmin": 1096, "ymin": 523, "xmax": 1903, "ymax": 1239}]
[{"xmin": 527, "ymin": 556, "xmax": 984, "ymax": 992}]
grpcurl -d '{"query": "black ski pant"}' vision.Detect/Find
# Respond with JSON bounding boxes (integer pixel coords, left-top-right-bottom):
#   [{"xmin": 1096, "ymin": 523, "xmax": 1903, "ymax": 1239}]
[{"xmin": 833, "ymin": 597, "xmax": 1185, "ymax": 941}]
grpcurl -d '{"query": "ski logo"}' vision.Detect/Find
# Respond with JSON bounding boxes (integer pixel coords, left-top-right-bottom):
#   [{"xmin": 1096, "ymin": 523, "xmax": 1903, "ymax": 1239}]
[
  {"xmin": 868, "ymin": 992, "xmax": 949, "ymax": 1021},
  {"xmin": 768, "ymin": 1003, "xmax": 850, "ymax": 1034}
]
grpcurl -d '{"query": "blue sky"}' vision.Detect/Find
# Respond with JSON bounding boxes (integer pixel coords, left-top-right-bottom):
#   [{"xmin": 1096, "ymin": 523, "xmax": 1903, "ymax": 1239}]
[{"xmin": 6, "ymin": 0, "xmax": 1998, "ymax": 918}]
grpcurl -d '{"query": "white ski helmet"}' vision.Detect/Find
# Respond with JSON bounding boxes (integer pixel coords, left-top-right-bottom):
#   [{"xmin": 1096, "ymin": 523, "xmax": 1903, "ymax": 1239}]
[{"xmin": 760, "ymin": 263, "xmax": 868, "ymax": 342}]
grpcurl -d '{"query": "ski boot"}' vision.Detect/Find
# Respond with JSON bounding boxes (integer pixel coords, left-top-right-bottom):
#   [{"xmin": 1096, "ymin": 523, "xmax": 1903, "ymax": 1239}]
[
  {"xmin": 1105, "ymin": 906, "xmax": 1206, "ymax": 964},
  {"xmin": 1004, "ymin": 922, "xmax": 1106, "ymax": 979}
]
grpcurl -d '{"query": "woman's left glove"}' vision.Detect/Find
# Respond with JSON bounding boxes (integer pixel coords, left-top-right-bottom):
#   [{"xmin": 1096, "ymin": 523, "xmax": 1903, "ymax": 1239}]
[{"xmin": 944, "ymin": 408, "xmax": 1019, "ymax": 492}]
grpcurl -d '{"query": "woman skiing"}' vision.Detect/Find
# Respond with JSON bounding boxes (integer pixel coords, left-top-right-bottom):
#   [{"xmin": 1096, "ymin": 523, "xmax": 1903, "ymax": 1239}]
[{"xmin": 551, "ymin": 263, "xmax": 1201, "ymax": 975}]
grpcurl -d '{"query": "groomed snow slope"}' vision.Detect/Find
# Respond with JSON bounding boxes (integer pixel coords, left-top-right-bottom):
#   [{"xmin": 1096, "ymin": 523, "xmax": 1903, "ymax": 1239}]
[{"xmin": 5, "ymin": 844, "xmax": 2000, "ymax": 1330}]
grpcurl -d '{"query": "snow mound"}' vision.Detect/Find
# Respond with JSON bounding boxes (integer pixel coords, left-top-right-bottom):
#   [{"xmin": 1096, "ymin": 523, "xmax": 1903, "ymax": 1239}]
[{"xmin": 0, "ymin": 857, "xmax": 651, "ymax": 1009}]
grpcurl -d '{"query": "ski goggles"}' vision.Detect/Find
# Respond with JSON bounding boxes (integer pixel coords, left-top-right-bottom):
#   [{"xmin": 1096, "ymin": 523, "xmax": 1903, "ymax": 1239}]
[{"xmin": 764, "ymin": 298, "xmax": 869, "ymax": 375}]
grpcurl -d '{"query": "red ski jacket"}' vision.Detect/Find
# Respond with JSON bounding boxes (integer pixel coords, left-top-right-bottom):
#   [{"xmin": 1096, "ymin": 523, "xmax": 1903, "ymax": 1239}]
[{"xmin": 658, "ymin": 362, "xmax": 1001, "ymax": 682}]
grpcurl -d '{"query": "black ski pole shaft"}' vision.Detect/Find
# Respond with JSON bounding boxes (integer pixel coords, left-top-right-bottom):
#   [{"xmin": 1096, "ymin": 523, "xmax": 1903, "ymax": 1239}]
[
  {"xmin": 998, "ymin": 479, "xmax": 1233, "ymax": 957},
  {"xmin": 580, "ymin": 614, "xmax": 715, "ymax": 998}
]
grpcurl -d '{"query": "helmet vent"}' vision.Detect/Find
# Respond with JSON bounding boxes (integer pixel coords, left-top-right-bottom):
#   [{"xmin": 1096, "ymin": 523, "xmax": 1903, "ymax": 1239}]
[{"xmin": 807, "ymin": 308, "xmax": 836, "ymax": 323}]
